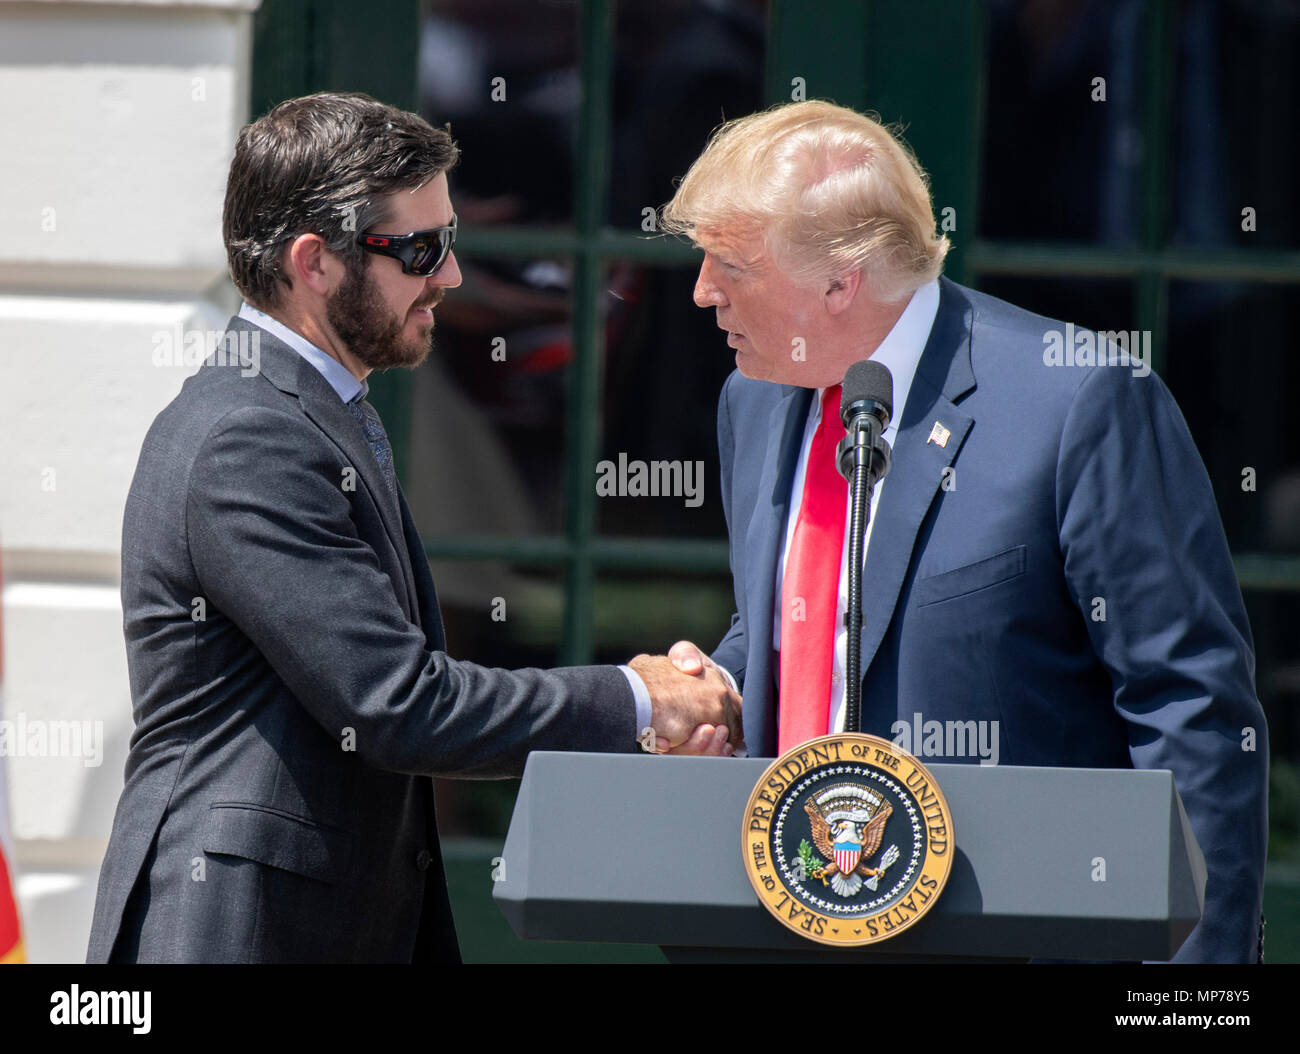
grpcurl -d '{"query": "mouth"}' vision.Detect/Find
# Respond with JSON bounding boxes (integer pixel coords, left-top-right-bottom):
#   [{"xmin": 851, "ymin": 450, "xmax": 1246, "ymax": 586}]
[
  {"xmin": 717, "ymin": 316, "xmax": 744, "ymax": 346},
  {"xmin": 409, "ymin": 300, "xmax": 440, "ymax": 325},
  {"xmin": 411, "ymin": 290, "xmax": 445, "ymax": 319}
]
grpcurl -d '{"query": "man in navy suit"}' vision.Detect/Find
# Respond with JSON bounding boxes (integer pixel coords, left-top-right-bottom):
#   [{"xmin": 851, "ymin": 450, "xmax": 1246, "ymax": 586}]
[{"xmin": 659, "ymin": 100, "xmax": 1268, "ymax": 962}]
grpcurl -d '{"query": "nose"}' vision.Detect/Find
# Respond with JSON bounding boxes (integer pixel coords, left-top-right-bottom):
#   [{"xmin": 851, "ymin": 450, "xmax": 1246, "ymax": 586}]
[
  {"xmin": 693, "ymin": 256, "xmax": 726, "ymax": 308},
  {"xmin": 432, "ymin": 249, "xmax": 462, "ymax": 289}
]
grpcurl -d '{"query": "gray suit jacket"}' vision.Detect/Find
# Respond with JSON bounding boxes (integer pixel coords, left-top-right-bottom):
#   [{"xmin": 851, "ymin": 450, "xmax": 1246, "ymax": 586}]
[{"xmin": 87, "ymin": 316, "xmax": 637, "ymax": 963}]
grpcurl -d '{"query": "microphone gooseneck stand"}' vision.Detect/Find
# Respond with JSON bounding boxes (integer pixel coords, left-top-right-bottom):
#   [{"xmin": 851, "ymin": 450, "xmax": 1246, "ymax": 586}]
[
  {"xmin": 842, "ymin": 430, "xmax": 891, "ymax": 734},
  {"xmin": 836, "ymin": 360, "xmax": 895, "ymax": 735}
]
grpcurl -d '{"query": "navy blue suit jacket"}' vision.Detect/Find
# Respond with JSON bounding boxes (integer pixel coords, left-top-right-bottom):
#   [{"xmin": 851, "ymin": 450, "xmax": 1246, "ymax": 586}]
[{"xmin": 711, "ymin": 278, "xmax": 1268, "ymax": 962}]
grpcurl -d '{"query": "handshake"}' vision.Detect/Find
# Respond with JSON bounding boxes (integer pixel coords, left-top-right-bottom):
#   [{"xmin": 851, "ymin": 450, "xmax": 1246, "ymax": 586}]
[{"xmin": 628, "ymin": 641, "xmax": 745, "ymax": 756}]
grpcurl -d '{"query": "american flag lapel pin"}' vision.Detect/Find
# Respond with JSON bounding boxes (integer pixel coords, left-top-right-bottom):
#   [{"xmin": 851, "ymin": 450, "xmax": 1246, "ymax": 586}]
[{"xmin": 927, "ymin": 421, "xmax": 951, "ymax": 448}]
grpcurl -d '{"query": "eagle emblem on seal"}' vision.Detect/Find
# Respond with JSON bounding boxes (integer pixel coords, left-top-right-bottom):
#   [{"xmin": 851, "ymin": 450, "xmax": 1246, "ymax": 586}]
[{"xmin": 801, "ymin": 784, "xmax": 900, "ymax": 897}]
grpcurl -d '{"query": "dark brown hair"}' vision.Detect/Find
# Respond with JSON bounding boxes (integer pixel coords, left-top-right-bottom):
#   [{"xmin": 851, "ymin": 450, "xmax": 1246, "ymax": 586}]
[{"xmin": 222, "ymin": 92, "xmax": 458, "ymax": 308}]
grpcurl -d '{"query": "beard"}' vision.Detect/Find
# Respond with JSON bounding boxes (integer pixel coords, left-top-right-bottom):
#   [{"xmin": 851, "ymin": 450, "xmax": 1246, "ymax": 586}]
[{"xmin": 325, "ymin": 260, "xmax": 442, "ymax": 371}]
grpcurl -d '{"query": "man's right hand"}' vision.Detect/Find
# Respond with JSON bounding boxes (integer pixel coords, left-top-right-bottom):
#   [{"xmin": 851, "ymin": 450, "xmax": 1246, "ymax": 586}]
[{"xmin": 627, "ymin": 643, "xmax": 744, "ymax": 754}]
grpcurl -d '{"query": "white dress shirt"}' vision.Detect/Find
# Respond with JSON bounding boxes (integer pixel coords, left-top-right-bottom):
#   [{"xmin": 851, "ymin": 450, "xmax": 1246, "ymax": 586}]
[{"xmin": 771, "ymin": 279, "xmax": 941, "ymax": 735}]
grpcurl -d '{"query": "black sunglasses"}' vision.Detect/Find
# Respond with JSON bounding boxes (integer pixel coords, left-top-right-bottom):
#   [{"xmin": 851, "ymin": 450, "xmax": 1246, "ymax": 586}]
[{"xmin": 357, "ymin": 215, "xmax": 457, "ymax": 276}]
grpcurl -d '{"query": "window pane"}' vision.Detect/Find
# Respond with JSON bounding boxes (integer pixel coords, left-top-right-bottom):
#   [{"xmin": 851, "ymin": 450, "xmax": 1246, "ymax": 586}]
[
  {"xmin": 1165, "ymin": 280, "xmax": 1300, "ymax": 553},
  {"xmin": 592, "ymin": 570, "xmax": 737, "ymax": 666},
  {"xmin": 597, "ymin": 262, "xmax": 731, "ymax": 538},
  {"xmin": 404, "ymin": 253, "xmax": 572, "ymax": 536},
  {"xmin": 420, "ymin": 0, "xmax": 579, "ymax": 227},
  {"xmin": 1247, "ymin": 591, "xmax": 1300, "ymax": 771},
  {"xmin": 974, "ymin": 275, "xmax": 1138, "ymax": 338},
  {"xmin": 427, "ymin": 559, "xmax": 564, "ymax": 667},
  {"xmin": 608, "ymin": 0, "xmax": 767, "ymax": 229},
  {"xmin": 1168, "ymin": 0, "xmax": 1300, "ymax": 249},
  {"xmin": 980, "ymin": 0, "xmax": 1148, "ymax": 244}
]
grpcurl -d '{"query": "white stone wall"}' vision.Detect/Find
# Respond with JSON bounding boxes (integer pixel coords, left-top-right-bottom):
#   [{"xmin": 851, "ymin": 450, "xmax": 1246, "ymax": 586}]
[{"xmin": 0, "ymin": 0, "xmax": 257, "ymax": 962}]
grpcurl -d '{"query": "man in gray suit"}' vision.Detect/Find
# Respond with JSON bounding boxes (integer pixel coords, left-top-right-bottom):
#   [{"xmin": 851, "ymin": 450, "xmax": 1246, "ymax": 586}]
[{"xmin": 87, "ymin": 92, "xmax": 741, "ymax": 963}]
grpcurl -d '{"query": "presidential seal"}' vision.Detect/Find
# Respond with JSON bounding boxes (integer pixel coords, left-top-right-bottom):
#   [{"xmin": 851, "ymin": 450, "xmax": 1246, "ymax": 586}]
[{"xmin": 742, "ymin": 733, "xmax": 953, "ymax": 946}]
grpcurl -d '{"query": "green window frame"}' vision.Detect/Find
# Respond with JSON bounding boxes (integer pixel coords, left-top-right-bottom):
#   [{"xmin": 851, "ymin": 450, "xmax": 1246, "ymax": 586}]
[{"xmin": 251, "ymin": 0, "xmax": 1300, "ymax": 678}]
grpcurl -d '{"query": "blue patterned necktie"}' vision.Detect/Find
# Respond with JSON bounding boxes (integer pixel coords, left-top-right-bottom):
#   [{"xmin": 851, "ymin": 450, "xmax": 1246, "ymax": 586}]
[{"xmin": 346, "ymin": 391, "xmax": 399, "ymax": 504}]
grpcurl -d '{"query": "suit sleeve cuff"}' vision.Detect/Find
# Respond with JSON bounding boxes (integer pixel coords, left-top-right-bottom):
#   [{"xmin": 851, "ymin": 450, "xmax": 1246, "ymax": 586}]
[
  {"xmin": 716, "ymin": 665, "xmax": 739, "ymax": 694},
  {"xmin": 619, "ymin": 665, "xmax": 654, "ymax": 743}
]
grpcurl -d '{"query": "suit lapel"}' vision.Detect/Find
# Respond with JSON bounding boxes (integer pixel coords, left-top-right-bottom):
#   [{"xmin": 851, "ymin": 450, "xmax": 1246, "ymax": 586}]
[
  {"xmin": 858, "ymin": 278, "xmax": 976, "ymax": 676},
  {"xmin": 297, "ymin": 386, "xmax": 421, "ymax": 616},
  {"xmin": 227, "ymin": 316, "xmax": 421, "ymax": 619}
]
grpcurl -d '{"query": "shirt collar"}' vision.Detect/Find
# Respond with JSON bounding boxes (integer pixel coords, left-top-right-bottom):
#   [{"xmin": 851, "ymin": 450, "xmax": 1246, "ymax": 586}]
[
  {"xmin": 237, "ymin": 301, "xmax": 366, "ymax": 404},
  {"xmin": 812, "ymin": 277, "xmax": 941, "ymax": 441}
]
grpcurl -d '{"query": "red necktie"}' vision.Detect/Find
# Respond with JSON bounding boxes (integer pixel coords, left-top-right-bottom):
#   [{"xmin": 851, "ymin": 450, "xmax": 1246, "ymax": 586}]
[{"xmin": 778, "ymin": 385, "xmax": 847, "ymax": 752}]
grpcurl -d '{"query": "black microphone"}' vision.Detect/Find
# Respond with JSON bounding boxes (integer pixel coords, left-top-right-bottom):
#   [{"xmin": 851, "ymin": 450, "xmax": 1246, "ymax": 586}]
[
  {"xmin": 837, "ymin": 360, "xmax": 893, "ymax": 483},
  {"xmin": 836, "ymin": 359, "xmax": 894, "ymax": 736}
]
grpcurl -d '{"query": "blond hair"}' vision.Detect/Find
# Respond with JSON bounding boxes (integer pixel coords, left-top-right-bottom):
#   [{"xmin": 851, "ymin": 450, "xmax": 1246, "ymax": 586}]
[{"xmin": 661, "ymin": 101, "xmax": 949, "ymax": 302}]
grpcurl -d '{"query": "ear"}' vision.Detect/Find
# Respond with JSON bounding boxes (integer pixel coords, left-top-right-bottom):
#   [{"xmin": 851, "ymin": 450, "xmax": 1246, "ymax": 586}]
[
  {"xmin": 824, "ymin": 269, "xmax": 862, "ymax": 316},
  {"xmin": 285, "ymin": 233, "xmax": 345, "ymax": 297}
]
